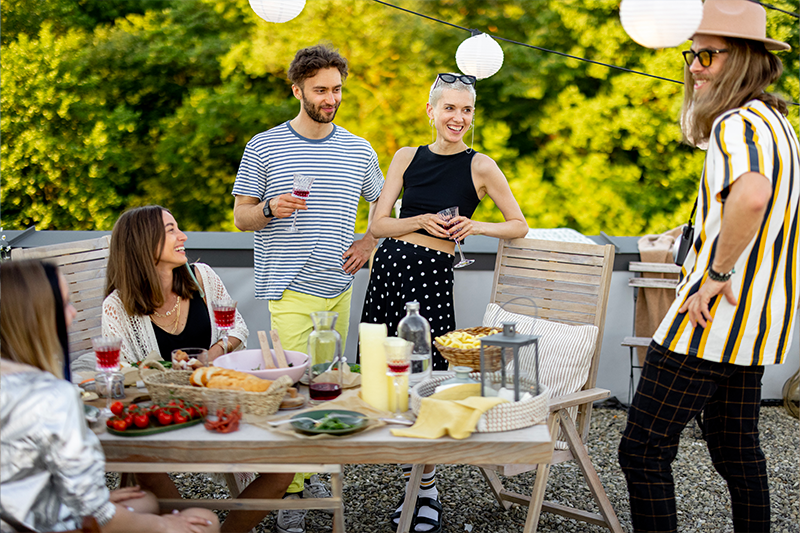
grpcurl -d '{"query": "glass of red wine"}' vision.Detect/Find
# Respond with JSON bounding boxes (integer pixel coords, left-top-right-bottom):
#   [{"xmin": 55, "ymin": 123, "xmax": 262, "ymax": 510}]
[
  {"xmin": 92, "ymin": 336, "xmax": 122, "ymax": 418},
  {"xmin": 384, "ymin": 337, "xmax": 412, "ymax": 418},
  {"xmin": 289, "ymin": 173, "xmax": 315, "ymax": 233},
  {"xmin": 437, "ymin": 206, "xmax": 475, "ymax": 268},
  {"xmin": 307, "ymin": 311, "xmax": 343, "ymax": 404},
  {"xmin": 212, "ymin": 298, "xmax": 237, "ymax": 354}
]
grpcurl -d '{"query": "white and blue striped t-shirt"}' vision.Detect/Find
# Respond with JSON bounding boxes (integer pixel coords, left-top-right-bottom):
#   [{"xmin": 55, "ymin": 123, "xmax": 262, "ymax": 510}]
[{"xmin": 232, "ymin": 121, "xmax": 384, "ymax": 300}]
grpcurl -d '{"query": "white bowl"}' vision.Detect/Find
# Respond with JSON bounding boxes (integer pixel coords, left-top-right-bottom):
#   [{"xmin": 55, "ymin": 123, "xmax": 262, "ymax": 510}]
[{"xmin": 213, "ymin": 349, "xmax": 309, "ymax": 384}]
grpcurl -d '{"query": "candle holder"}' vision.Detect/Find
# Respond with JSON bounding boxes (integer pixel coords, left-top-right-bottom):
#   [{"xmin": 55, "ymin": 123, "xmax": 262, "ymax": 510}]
[{"xmin": 479, "ymin": 322, "xmax": 540, "ymax": 401}]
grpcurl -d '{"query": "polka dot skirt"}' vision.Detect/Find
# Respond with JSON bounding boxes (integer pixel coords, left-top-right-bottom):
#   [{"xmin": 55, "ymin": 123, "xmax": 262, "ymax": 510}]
[{"xmin": 360, "ymin": 238, "xmax": 455, "ymax": 370}]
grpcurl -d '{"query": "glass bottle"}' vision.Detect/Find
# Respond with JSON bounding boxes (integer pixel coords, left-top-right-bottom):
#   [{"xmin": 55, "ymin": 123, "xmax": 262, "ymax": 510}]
[
  {"xmin": 307, "ymin": 311, "xmax": 343, "ymax": 404},
  {"xmin": 397, "ymin": 301, "xmax": 432, "ymax": 386}
]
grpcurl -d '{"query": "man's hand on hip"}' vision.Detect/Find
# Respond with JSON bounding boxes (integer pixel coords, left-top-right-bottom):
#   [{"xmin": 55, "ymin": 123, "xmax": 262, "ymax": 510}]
[{"xmin": 679, "ymin": 278, "xmax": 737, "ymax": 328}]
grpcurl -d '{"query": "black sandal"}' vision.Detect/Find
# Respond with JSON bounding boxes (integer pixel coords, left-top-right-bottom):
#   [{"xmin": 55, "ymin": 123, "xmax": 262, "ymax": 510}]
[
  {"xmin": 412, "ymin": 496, "xmax": 442, "ymax": 533},
  {"xmin": 389, "ymin": 496, "xmax": 419, "ymax": 530}
]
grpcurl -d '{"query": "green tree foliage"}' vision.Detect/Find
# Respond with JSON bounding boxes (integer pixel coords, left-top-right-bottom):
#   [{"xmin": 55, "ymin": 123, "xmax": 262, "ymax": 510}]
[{"xmin": 2, "ymin": 0, "xmax": 798, "ymax": 235}]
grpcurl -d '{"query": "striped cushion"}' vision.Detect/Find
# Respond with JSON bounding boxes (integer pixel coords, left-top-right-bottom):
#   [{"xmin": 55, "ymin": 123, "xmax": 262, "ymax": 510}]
[{"xmin": 482, "ymin": 303, "xmax": 598, "ymax": 448}]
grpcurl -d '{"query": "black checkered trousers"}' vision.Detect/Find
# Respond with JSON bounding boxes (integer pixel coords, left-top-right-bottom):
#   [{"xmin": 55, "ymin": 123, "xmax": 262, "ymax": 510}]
[{"xmin": 618, "ymin": 341, "xmax": 769, "ymax": 533}]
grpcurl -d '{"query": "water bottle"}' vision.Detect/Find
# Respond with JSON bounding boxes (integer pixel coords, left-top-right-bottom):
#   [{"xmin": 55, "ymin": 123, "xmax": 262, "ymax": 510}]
[{"xmin": 397, "ymin": 301, "xmax": 432, "ymax": 386}]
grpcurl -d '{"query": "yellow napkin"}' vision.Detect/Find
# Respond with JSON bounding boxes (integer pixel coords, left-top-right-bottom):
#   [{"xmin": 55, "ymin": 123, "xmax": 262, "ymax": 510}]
[{"xmin": 390, "ymin": 384, "xmax": 507, "ymax": 440}]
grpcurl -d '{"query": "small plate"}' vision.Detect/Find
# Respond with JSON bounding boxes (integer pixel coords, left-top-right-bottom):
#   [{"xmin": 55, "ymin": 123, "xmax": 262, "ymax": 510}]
[
  {"xmin": 290, "ymin": 409, "xmax": 367, "ymax": 435},
  {"xmin": 84, "ymin": 404, "xmax": 100, "ymax": 423},
  {"xmin": 106, "ymin": 417, "xmax": 203, "ymax": 437}
]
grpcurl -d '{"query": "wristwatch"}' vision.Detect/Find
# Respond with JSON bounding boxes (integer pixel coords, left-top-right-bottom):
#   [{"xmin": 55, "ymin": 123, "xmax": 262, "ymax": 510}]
[
  {"xmin": 262, "ymin": 198, "xmax": 273, "ymax": 218},
  {"xmin": 707, "ymin": 265, "xmax": 735, "ymax": 282}
]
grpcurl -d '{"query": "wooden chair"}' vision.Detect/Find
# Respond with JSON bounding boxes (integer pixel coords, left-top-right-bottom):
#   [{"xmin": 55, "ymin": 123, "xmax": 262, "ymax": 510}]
[
  {"xmin": 621, "ymin": 261, "xmax": 680, "ymax": 403},
  {"xmin": 11, "ymin": 235, "xmax": 111, "ymax": 366},
  {"xmin": 476, "ymin": 237, "xmax": 622, "ymax": 533}
]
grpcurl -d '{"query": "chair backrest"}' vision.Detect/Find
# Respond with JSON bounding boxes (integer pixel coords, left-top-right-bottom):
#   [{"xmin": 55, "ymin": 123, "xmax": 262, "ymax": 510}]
[
  {"xmin": 11, "ymin": 236, "xmax": 111, "ymax": 360},
  {"xmin": 490, "ymin": 238, "xmax": 615, "ymax": 438}
]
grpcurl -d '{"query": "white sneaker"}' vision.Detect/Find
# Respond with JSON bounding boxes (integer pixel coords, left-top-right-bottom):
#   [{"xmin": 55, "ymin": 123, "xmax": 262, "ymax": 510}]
[
  {"xmin": 302, "ymin": 474, "xmax": 334, "ymax": 515},
  {"xmin": 276, "ymin": 494, "xmax": 306, "ymax": 533}
]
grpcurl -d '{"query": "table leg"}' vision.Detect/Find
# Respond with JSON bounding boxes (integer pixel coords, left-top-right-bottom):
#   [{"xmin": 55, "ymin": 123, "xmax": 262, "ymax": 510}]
[
  {"xmin": 332, "ymin": 469, "xmax": 345, "ymax": 533},
  {"xmin": 397, "ymin": 465, "xmax": 424, "ymax": 533}
]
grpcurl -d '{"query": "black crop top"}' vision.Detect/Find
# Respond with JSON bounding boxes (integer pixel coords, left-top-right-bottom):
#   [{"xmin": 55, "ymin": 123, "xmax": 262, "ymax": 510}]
[
  {"xmin": 399, "ymin": 145, "xmax": 481, "ymax": 241},
  {"xmin": 152, "ymin": 291, "xmax": 212, "ymax": 361}
]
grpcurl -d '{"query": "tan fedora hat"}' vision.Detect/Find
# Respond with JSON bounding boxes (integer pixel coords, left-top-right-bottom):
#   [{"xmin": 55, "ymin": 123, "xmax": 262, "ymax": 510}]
[{"xmin": 694, "ymin": 0, "xmax": 791, "ymax": 51}]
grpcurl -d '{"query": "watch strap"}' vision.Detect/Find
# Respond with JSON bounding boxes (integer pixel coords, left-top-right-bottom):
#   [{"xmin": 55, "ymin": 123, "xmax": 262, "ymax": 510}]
[{"xmin": 262, "ymin": 198, "xmax": 272, "ymax": 218}]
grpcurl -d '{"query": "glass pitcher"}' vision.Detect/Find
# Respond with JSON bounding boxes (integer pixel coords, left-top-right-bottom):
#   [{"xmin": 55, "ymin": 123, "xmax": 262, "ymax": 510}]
[{"xmin": 307, "ymin": 311, "xmax": 343, "ymax": 404}]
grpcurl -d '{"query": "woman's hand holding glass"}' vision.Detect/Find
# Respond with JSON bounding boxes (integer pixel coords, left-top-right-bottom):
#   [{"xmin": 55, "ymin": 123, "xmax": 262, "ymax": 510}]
[{"xmin": 438, "ymin": 207, "xmax": 475, "ymax": 268}]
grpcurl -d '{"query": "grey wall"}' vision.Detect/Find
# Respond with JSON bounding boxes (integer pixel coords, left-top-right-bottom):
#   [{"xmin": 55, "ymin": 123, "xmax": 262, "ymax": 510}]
[{"xmin": 216, "ymin": 266, "xmax": 799, "ymax": 402}]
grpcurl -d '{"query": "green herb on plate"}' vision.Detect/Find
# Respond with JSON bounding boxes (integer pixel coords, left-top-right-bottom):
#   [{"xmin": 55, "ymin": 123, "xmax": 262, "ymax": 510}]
[{"xmin": 313, "ymin": 414, "xmax": 357, "ymax": 431}]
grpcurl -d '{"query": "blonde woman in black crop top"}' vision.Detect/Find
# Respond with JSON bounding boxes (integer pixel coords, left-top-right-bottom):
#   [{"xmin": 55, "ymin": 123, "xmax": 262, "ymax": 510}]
[{"xmin": 361, "ymin": 73, "xmax": 527, "ymax": 533}]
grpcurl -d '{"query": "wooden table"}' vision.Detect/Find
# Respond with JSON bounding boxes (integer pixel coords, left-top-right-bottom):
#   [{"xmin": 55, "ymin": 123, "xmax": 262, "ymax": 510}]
[{"xmin": 100, "ymin": 418, "xmax": 552, "ymax": 532}]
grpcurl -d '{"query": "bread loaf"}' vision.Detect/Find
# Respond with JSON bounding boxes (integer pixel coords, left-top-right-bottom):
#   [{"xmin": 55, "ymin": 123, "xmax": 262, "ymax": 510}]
[{"xmin": 190, "ymin": 367, "xmax": 273, "ymax": 392}]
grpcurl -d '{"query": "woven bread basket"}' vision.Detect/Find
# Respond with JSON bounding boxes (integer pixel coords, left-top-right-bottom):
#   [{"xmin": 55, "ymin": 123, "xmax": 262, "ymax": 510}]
[
  {"xmin": 410, "ymin": 371, "xmax": 548, "ymax": 432},
  {"xmin": 141, "ymin": 365, "xmax": 292, "ymax": 417},
  {"xmin": 433, "ymin": 326, "xmax": 502, "ymax": 371}
]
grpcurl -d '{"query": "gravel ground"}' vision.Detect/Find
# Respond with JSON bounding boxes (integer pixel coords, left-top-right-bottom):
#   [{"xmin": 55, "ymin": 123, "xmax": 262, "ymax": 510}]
[{"xmin": 109, "ymin": 405, "xmax": 799, "ymax": 533}]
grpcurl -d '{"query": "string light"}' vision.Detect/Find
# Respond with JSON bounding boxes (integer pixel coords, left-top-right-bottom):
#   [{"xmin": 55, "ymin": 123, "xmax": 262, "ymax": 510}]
[
  {"xmin": 369, "ymin": 0, "xmax": 798, "ymax": 106},
  {"xmin": 249, "ymin": 0, "xmax": 306, "ymax": 23},
  {"xmin": 456, "ymin": 32, "xmax": 504, "ymax": 80}
]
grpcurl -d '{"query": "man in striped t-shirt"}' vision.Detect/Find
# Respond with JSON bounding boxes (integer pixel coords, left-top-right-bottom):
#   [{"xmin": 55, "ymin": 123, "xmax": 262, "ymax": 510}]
[
  {"xmin": 619, "ymin": 1, "xmax": 799, "ymax": 532},
  {"xmin": 232, "ymin": 45, "xmax": 383, "ymax": 533}
]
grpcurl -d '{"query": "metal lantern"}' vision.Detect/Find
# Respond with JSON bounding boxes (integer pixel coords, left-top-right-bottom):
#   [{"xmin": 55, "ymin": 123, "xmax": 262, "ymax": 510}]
[
  {"xmin": 455, "ymin": 32, "xmax": 504, "ymax": 80},
  {"xmin": 249, "ymin": 0, "xmax": 306, "ymax": 23},
  {"xmin": 479, "ymin": 322, "xmax": 539, "ymax": 401},
  {"xmin": 620, "ymin": 0, "xmax": 703, "ymax": 49}
]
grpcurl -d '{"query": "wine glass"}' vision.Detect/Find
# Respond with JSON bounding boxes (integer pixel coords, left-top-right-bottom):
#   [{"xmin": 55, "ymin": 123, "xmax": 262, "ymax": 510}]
[
  {"xmin": 92, "ymin": 336, "xmax": 121, "ymax": 418},
  {"xmin": 384, "ymin": 337, "xmax": 412, "ymax": 418},
  {"xmin": 212, "ymin": 298, "xmax": 237, "ymax": 354},
  {"xmin": 437, "ymin": 206, "xmax": 475, "ymax": 268},
  {"xmin": 289, "ymin": 173, "xmax": 315, "ymax": 233}
]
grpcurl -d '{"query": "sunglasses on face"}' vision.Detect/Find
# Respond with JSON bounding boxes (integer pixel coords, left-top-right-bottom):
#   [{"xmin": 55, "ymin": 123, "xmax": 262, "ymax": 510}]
[
  {"xmin": 432, "ymin": 73, "xmax": 477, "ymax": 92},
  {"xmin": 682, "ymin": 48, "xmax": 728, "ymax": 68}
]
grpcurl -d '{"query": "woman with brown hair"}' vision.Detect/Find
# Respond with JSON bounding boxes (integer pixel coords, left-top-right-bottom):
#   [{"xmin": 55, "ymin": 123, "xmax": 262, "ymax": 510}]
[
  {"xmin": 102, "ymin": 205, "xmax": 248, "ymax": 364},
  {"xmin": 0, "ymin": 259, "xmax": 219, "ymax": 533}
]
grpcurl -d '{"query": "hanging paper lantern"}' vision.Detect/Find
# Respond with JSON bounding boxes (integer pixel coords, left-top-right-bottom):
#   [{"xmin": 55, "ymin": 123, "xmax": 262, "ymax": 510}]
[
  {"xmin": 620, "ymin": 0, "xmax": 703, "ymax": 49},
  {"xmin": 455, "ymin": 32, "xmax": 504, "ymax": 80},
  {"xmin": 249, "ymin": 0, "xmax": 306, "ymax": 23}
]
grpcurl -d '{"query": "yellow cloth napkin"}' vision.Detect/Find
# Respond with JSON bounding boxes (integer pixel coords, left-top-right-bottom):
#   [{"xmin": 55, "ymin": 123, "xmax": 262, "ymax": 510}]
[{"xmin": 390, "ymin": 384, "xmax": 507, "ymax": 440}]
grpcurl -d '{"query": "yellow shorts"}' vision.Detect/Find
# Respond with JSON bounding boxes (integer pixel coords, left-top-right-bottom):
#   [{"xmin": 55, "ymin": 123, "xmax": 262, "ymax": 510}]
[
  {"xmin": 269, "ymin": 288, "xmax": 352, "ymax": 494},
  {"xmin": 268, "ymin": 288, "xmax": 352, "ymax": 354}
]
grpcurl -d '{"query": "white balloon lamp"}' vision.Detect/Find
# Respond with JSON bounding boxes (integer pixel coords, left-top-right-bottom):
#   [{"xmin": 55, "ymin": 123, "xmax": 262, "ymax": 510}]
[
  {"xmin": 249, "ymin": 0, "xmax": 306, "ymax": 23},
  {"xmin": 455, "ymin": 32, "xmax": 504, "ymax": 80},
  {"xmin": 620, "ymin": 0, "xmax": 703, "ymax": 49}
]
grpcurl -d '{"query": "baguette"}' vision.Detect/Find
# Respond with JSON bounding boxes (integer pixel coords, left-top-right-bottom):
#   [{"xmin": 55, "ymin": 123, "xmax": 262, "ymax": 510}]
[{"xmin": 190, "ymin": 367, "xmax": 273, "ymax": 393}]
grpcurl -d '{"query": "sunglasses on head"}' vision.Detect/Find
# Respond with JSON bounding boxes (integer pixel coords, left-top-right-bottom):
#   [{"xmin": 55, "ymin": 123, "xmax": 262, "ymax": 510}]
[
  {"xmin": 682, "ymin": 48, "xmax": 728, "ymax": 68},
  {"xmin": 432, "ymin": 73, "xmax": 477, "ymax": 92}
]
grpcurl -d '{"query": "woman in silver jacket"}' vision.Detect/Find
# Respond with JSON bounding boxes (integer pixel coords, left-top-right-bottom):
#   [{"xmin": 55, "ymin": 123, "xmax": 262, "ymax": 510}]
[{"xmin": 0, "ymin": 259, "xmax": 219, "ymax": 533}]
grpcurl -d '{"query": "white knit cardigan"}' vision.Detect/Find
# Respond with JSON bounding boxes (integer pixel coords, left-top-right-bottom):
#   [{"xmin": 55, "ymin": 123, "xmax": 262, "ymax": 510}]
[{"xmin": 101, "ymin": 263, "xmax": 248, "ymax": 364}]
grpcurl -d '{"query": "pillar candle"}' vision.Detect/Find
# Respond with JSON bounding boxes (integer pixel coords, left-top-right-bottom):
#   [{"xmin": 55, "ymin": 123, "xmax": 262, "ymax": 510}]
[{"xmin": 359, "ymin": 323, "xmax": 388, "ymax": 410}]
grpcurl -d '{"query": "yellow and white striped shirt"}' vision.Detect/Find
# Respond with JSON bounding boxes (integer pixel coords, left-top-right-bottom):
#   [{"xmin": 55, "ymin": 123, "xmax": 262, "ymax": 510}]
[{"xmin": 654, "ymin": 99, "xmax": 800, "ymax": 366}]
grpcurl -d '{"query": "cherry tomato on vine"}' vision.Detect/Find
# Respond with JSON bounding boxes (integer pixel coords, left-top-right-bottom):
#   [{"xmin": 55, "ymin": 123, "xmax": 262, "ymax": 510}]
[
  {"xmin": 157, "ymin": 410, "xmax": 173, "ymax": 425},
  {"xmin": 110, "ymin": 401, "xmax": 125, "ymax": 417},
  {"xmin": 133, "ymin": 413, "xmax": 150, "ymax": 429}
]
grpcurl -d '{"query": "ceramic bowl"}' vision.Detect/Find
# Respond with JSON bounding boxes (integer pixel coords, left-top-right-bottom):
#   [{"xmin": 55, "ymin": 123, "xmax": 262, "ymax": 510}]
[{"xmin": 213, "ymin": 349, "xmax": 309, "ymax": 384}]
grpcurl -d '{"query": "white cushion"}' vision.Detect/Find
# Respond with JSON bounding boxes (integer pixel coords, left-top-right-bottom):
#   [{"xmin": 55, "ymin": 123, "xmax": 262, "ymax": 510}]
[{"xmin": 482, "ymin": 303, "xmax": 598, "ymax": 448}]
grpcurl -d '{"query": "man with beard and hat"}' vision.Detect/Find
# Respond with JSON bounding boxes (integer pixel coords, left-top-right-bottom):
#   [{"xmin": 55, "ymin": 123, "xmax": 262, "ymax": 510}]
[
  {"xmin": 618, "ymin": 1, "xmax": 799, "ymax": 532},
  {"xmin": 232, "ymin": 44, "xmax": 384, "ymax": 533}
]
